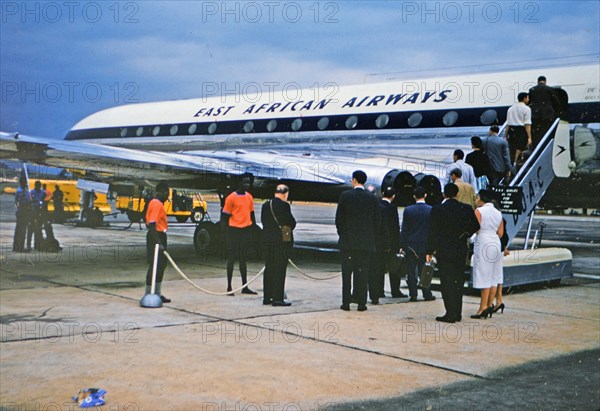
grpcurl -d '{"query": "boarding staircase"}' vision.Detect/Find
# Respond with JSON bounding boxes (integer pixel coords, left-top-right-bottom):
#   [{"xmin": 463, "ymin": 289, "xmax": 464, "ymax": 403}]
[
  {"xmin": 489, "ymin": 118, "xmax": 574, "ymax": 286},
  {"xmin": 503, "ymin": 117, "xmax": 571, "ymax": 243}
]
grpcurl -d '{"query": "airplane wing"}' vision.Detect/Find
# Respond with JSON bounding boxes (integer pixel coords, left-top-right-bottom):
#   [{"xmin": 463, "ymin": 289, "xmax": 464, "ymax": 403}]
[{"xmin": 0, "ymin": 131, "xmax": 455, "ymax": 203}]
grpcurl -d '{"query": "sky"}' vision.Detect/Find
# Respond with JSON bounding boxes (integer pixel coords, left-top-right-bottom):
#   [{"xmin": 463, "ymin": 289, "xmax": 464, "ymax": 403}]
[{"xmin": 1, "ymin": 0, "xmax": 599, "ymax": 138}]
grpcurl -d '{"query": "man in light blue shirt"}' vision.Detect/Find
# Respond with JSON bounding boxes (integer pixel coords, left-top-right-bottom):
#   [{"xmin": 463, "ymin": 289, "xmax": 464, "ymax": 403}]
[{"xmin": 444, "ymin": 149, "xmax": 476, "ymax": 187}]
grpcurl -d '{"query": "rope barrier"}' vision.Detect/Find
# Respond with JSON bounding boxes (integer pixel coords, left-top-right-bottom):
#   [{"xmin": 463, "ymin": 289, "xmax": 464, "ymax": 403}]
[
  {"xmin": 162, "ymin": 252, "xmax": 340, "ymax": 296},
  {"xmin": 163, "ymin": 250, "xmax": 264, "ymax": 296},
  {"xmin": 287, "ymin": 259, "xmax": 342, "ymax": 280}
]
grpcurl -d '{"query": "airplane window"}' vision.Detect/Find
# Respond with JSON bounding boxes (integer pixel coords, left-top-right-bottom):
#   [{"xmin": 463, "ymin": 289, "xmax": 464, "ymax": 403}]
[
  {"xmin": 120, "ymin": 128, "xmax": 128, "ymax": 137},
  {"xmin": 267, "ymin": 120, "xmax": 277, "ymax": 132},
  {"xmin": 170, "ymin": 125, "xmax": 178, "ymax": 135},
  {"xmin": 443, "ymin": 111, "xmax": 458, "ymax": 126},
  {"xmin": 188, "ymin": 124, "xmax": 197, "ymax": 134},
  {"xmin": 208, "ymin": 123, "xmax": 217, "ymax": 135},
  {"xmin": 345, "ymin": 115, "xmax": 358, "ymax": 129},
  {"xmin": 480, "ymin": 109, "xmax": 498, "ymax": 125},
  {"xmin": 408, "ymin": 113, "xmax": 422, "ymax": 127},
  {"xmin": 136, "ymin": 127, "xmax": 144, "ymax": 137},
  {"xmin": 375, "ymin": 114, "xmax": 389, "ymax": 128},
  {"xmin": 318, "ymin": 117, "xmax": 329, "ymax": 130},
  {"xmin": 243, "ymin": 121, "xmax": 254, "ymax": 133},
  {"xmin": 152, "ymin": 126, "xmax": 160, "ymax": 136},
  {"xmin": 291, "ymin": 118, "xmax": 303, "ymax": 131}
]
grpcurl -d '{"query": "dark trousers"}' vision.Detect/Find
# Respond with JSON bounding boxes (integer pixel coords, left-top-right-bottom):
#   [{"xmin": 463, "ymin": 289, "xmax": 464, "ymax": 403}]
[
  {"xmin": 263, "ymin": 243, "xmax": 289, "ymax": 302},
  {"xmin": 438, "ymin": 257, "xmax": 466, "ymax": 321},
  {"xmin": 146, "ymin": 231, "xmax": 167, "ymax": 286},
  {"xmin": 13, "ymin": 209, "xmax": 29, "ymax": 252},
  {"xmin": 406, "ymin": 250, "xmax": 433, "ymax": 299},
  {"xmin": 226, "ymin": 226, "xmax": 253, "ymax": 288},
  {"xmin": 488, "ymin": 171, "xmax": 507, "ymax": 187},
  {"xmin": 341, "ymin": 250, "xmax": 370, "ymax": 306},
  {"xmin": 370, "ymin": 251, "xmax": 401, "ymax": 299},
  {"xmin": 26, "ymin": 209, "xmax": 43, "ymax": 250}
]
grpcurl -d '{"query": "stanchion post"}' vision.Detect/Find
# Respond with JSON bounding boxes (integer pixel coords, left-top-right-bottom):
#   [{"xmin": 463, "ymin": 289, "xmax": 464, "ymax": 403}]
[{"xmin": 140, "ymin": 244, "xmax": 163, "ymax": 308}]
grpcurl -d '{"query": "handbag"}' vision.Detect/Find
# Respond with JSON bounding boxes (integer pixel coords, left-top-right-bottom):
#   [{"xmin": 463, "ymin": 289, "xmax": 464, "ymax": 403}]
[{"xmin": 270, "ymin": 200, "xmax": 292, "ymax": 242}]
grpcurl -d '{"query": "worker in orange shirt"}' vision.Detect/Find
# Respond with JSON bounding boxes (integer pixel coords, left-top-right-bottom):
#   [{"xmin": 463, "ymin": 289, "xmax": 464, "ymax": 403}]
[
  {"xmin": 222, "ymin": 176, "xmax": 258, "ymax": 296},
  {"xmin": 145, "ymin": 182, "xmax": 171, "ymax": 303}
]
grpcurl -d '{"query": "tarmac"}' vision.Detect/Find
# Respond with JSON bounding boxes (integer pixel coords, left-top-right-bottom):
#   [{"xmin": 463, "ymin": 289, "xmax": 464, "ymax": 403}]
[{"xmin": 0, "ymin": 199, "xmax": 599, "ymax": 410}]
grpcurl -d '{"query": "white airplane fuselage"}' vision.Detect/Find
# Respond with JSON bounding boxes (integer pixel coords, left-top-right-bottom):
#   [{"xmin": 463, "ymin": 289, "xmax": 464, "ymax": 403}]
[{"xmin": 65, "ymin": 64, "xmax": 600, "ymax": 149}]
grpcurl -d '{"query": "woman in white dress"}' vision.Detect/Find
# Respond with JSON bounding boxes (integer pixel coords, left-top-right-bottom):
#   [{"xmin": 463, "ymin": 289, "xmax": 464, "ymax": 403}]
[{"xmin": 471, "ymin": 190, "xmax": 504, "ymax": 319}]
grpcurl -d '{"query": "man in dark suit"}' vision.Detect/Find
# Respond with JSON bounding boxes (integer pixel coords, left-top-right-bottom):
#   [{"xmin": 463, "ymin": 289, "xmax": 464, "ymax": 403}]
[
  {"xmin": 426, "ymin": 184, "xmax": 480, "ymax": 323},
  {"xmin": 400, "ymin": 187, "xmax": 436, "ymax": 302},
  {"xmin": 371, "ymin": 187, "xmax": 405, "ymax": 304},
  {"xmin": 261, "ymin": 184, "xmax": 296, "ymax": 307},
  {"xmin": 529, "ymin": 75, "xmax": 561, "ymax": 147},
  {"xmin": 336, "ymin": 170, "xmax": 381, "ymax": 312}
]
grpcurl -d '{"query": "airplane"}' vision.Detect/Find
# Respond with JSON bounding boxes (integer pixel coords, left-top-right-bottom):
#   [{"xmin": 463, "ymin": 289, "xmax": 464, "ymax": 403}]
[{"xmin": 1, "ymin": 63, "xmax": 599, "ymax": 252}]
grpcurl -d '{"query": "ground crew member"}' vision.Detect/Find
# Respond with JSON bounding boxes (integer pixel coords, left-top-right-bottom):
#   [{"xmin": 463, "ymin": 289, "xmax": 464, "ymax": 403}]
[
  {"xmin": 145, "ymin": 182, "xmax": 171, "ymax": 303},
  {"xmin": 13, "ymin": 178, "xmax": 31, "ymax": 252}
]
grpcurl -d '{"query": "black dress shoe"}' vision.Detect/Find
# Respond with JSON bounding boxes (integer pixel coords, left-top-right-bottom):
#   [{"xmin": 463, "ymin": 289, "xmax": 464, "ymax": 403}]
[
  {"xmin": 241, "ymin": 287, "xmax": 258, "ymax": 295},
  {"xmin": 435, "ymin": 316, "xmax": 455, "ymax": 323},
  {"xmin": 392, "ymin": 291, "xmax": 408, "ymax": 298},
  {"xmin": 340, "ymin": 304, "xmax": 350, "ymax": 311},
  {"xmin": 263, "ymin": 299, "xmax": 273, "ymax": 305},
  {"xmin": 423, "ymin": 295, "xmax": 436, "ymax": 301},
  {"xmin": 272, "ymin": 301, "xmax": 292, "ymax": 307},
  {"xmin": 160, "ymin": 295, "xmax": 171, "ymax": 303},
  {"xmin": 357, "ymin": 305, "xmax": 368, "ymax": 312},
  {"xmin": 409, "ymin": 296, "xmax": 418, "ymax": 302},
  {"xmin": 371, "ymin": 299, "xmax": 379, "ymax": 305}
]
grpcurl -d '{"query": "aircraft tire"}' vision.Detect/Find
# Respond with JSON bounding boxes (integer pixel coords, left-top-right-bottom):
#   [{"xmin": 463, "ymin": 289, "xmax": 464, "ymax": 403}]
[
  {"xmin": 193, "ymin": 223, "xmax": 212, "ymax": 255},
  {"xmin": 191, "ymin": 207, "xmax": 206, "ymax": 223},
  {"xmin": 175, "ymin": 215, "xmax": 189, "ymax": 223},
  {"xmin": 126, "ymin": 210, "xmax": 143, "ymax": 223}
]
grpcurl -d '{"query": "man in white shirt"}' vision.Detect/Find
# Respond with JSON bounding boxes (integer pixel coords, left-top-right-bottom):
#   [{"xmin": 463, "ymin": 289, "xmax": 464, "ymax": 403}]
[
  {"xmin": 505, "ymin": 92, "xmax": 532, "ymax": 165},
  {"xmin": 444, "ymin": 149, "xmax": 476, "ymax": 187}
]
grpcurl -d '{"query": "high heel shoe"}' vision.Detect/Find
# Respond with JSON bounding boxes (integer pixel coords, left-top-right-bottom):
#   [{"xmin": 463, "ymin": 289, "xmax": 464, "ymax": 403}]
[
  {"xmin": 471, "ymin": 306, "xmax": 494, "ymax": 319},
  {"xmin": 493, "ymin": 303, "xmax": 505, "ymax": 314}
]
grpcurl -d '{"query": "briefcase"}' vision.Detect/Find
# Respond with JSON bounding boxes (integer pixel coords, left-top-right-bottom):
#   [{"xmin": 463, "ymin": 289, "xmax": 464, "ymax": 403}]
[
  {"xmin": 389, "ymin": 252, "xmax": 407, "ymax": 276},
  {"xmin": 418, "ymin": 259, "xmax": 435, "ymax": 288}
]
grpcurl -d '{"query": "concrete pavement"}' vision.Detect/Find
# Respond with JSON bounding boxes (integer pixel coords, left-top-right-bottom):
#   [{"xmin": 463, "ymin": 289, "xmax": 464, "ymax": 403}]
[{"xmin": 1, "ymin": 218, "xmax": 599, "ymax": 410}]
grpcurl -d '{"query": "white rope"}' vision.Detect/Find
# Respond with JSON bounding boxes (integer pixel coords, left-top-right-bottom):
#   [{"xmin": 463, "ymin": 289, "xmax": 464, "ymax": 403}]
[
  {"xmin": 163, "ymin": 250, "xmax": 264, "ymax": 296},
  {"xmin": 288, "ymin": 259, "xmax": 341, "ymax": 280}
]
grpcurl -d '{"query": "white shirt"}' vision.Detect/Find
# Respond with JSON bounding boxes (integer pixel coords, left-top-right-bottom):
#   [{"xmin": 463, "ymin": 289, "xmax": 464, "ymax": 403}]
[{"xmin": 506, "ymin": 102, "xmax": 532, "ymax": 126}]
